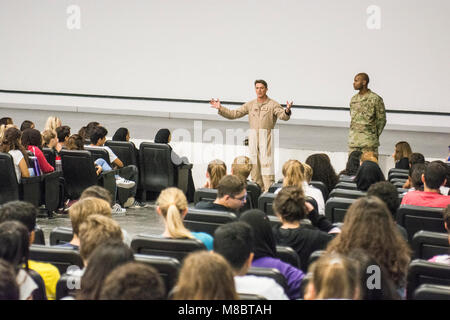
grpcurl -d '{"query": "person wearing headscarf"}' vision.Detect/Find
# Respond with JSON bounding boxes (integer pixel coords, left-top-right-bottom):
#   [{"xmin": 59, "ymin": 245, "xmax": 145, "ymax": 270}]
[
  {"xmin": 354, "ymin": 160, "xmax": 385, "ymax": 191},
  {"xmin": 239, "ymin": 209, "xmax": 305, "ymax": 299}
]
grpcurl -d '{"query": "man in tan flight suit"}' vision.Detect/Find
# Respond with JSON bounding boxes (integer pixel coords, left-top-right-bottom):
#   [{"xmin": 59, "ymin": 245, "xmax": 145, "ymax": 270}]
[{"xmin": 210, "ymin": 80, "xmax": 292, "ymax": 191}]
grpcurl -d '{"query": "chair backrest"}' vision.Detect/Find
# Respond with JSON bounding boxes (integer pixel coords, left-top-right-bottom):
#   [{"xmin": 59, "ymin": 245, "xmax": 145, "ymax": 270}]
[
  {"xmin": 396, "ymin": 205, "xmax": 445, "ymax": 242},
  {"xmin": 334, "ymin": 181, "xmax": 357, "ymax": 190},
  {"xmin": 139, "ymin": 142, "xmax": 175, "ymax": 193},
  {"xmin": 194, "ymin": 188, "xmax": 218, "ymax": 204},
  {"xmin": 56, "ymin": 272, "xmax": 81, "ymax": 300},
  {"xmin": 328, "ymin": 188, "xmax": 367, "ymax": 199},
  {"xmin": 0, "ymin": 152, "xmax": 20, "ymax": 204},
  {"xmin": 50, "ymin": 227, "xmax": 74, "ymax": 246},
  {"xmin": 388, "ymin": 168, "xmax": 409, "ymax": 177},
  {"xmin": 246, "ymin": 267, "xmax": 288, "ymax": 295},
  {"xmin": 33, "ymin": 226, "xmax": 46, "ymax": 245},
  {"xmin": 258, "ymin": 192, "xmax": 277, "ymax": 215},
  {"xmin": 267, "ymin": 215, "xmax": 282, "ymax": 228},
  {"xmin": 388, "ymin": 172, "xmax": 409, "ymax": 181},
  {"xmin": 105, "ymin": 140, "xmax": 137, "ymax": 167},
  {"xmin": 413, "ymin": 284, "xmax": 450, "ymax": 300},
  {"xmin": 338, "ymin": 175, "xmax": 355, "ymax": 183},
  {"xmin": 29, "ymin": 244, "xmax": 83, "ymax": 275},
  {"xmin": 276, "ymin": 245, "xmax": 301, "ymax": 269},
  {"xmin": 60, "ymin": 149, "xmax": 98, "ymax": 200},
  {"xmin": 42, "ymin": 147, "xmax": 56, "ymax": 168},
  {"xmin": 84, "ymin": 146, "xmax": 111, "ymax": 165},
  {"xmin": 130, "ymin": 234, "xmax": 206, "ymax": 262},
  {"xmin": 310, "ymin": 180, "xmax": 329, "ymax": 201},
  {"xmin": 307, "ymin": 250, "xmax": 325, "ymax": 271},
  {"xmin": 184, "ymin": 208, "xmax": 237, "ymax": 235},
  {"xmin": 134, "ymin": 254, "xmax": 181, "ymax": 295},
  {"xmin": 246, "ymin": 181, "xmax": 261, "ymax": 209},
  {"xmin": 325, "ymin": 197, "xmax": 355, "ymax": 223},
  {"xmin": 406, "ymin": 259, "xmax": 450, "ymax": 299},
  {"xmin": 391, "ymin": 178, "xmax": 408, "ymax": 185},
  {"xmin": 28, "ymin": 269, "xmax": 48, "ymax": 300},
  {"xmin": 268, "ymin": 182, "xmax": 282, "ymax": 193},
  {"xmin": 411, "ymin": 230, "xmax": 449, "ymax": 260},
  {"xmin": 238, "ymin": 293, "xmax": 267, "ymax": 300}
]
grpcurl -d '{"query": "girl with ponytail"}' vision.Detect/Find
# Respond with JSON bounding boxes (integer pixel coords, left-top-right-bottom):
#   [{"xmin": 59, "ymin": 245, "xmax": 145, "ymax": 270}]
[
  {"xmin": 156, "ymin": 187, "xmax": 213, "ymax": 250},
  {"xmin": 204, "ymin": 159, "xmax": 227, "ymax": 189}
]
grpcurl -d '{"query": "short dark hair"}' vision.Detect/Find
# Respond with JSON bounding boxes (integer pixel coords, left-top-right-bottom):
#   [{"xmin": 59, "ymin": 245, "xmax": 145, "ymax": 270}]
[
  {"xmin": 0, "ymin": 259, "xmax": 19, "ymax": 300},
  {"xmin": 424, "ymin": 161, "xmax": 447, "ymax": 190},
  {"xmin": 217, "ymin": 175, "xmax": 246, "ymax": 198},
  {"xmin": 357, "ymin": 73, "xmax": 370, "ymax": 84},
  {"xmin": 409, "ymin": 153, "xmax": 425, "ymax": 167},
  {"xmin": 20, "ymin": 120, "xmax": 34, "ymax": 132},
  {"xmin": 90, "ymin": 126, "xmax": 108, "ymax": 145},
  {"xmin": 410, "ymin": 163, "xmax": 426, "ymax": 190},
  {"xmin": 99, "ymin": 262, "xmax": 165, "ymax": 300},
  {"xmin": 21, "ymin": 128, "xmax": 43, "ymax": 150},
  {"xmin": 0, "ymin": 201, "xmax": 37, "ymax": 232},
  {"xmin": 56, "ymin": 125, "xmax": 71, "ymax": 142},
  {"xmin": 0, "ymin": 221, "xmax": 30, "ymax": 270},
  {"xmin": 272, "ymin": 186, "xmax": 307, "ymax": 222},
  {"xmin": 254, "ymin": 79, "xmax": 268, "ymax": 88},
  {"xmin": 213, "ymin": 222, "xmax": 254, "ymax": 271},
  {"xmin": 367, "ymin": 182, "xmax": 399, "ymax": 217}
]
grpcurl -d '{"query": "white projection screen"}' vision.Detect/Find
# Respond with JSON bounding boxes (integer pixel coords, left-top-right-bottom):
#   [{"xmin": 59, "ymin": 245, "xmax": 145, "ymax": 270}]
[{"xmin": 0, "ymin": 0, "xmax": 449, "ymax": 113}]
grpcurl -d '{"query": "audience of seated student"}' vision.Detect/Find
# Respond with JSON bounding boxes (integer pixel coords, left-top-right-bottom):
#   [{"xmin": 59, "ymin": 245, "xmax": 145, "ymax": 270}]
[
  {"xmin": 271, "ymin": 186, "xmax": 335, "ymax": 272},
  {"xmin": 41, "ymin": 129, "xmax": 58, "ymax": 150},
  {"xmin": 339, "ymin": 150, "xmax": 362, "ymax": 179},
  {"xmin": 231, "ymin": 155, "xmax": 252, "ymax": 183},
  {"xmin": 392, "ymin": 141, "xmax": 412, "ymax": 170},
  {"xmin": 173, "ymin": 251, "xmax": 238, "ymax": 300},
  {"xmin": 89, "ymin": 126, "xmax": 141, "ymax": 208},
  {"xmin": 55, "ymin": 125, "xmax": 71, "ymax": 153},
  {"xmin": 99, "ymin": 262, "xmax": 166, "ymax": 300},
  {"xmin": 305, "ymin": 153, "xmax": 338, "ymax": 193},
  {"xmin": 44, "ymin": 116, "xmax": 61, "ymax": 134},
  {"xmin": 239, "ymin": 209, "xmax": 305, "ymax": 299},
  {"xmin": 367, "ymin": 182, "xmax": 408, "ymax": 240},
  {"xmin": 76, "ymin": 241, "xmax": 134, "ymax": 300},
  {"xmin": 275, "ymin": 160, "xmax": 325, "ymax": 216},
  {"xmin": 156, "ymin": 187, "xmax": 213, "ymax": 250},
  {"xmin": 428, "ymin": 205, "xmax": 450, "ymax": 265},
  {"xmin": 304, "ymin": 252, "xmax": 360, "ymax": 300},
  {"xmin": 154, "ymin": 128, "xmax": 195, "ymax": 202},
  {"xmin": 0, "ymin": 201, "xmax": 60, "ymax": 300},
  {"xmin": 20, "ymin": 120, "xmax": 35, "ymax": 132},
  {"xmin": 354, "ymin": 160, "xmax": 385, "ymax": 191},
  {"xmin": 80, "ymin": 185, "xmax": 126, "ymax": 216},
  {"xmin": 403, "ymin": 163, "xmax": 427, "ymax": 192},
  {"xmin": 0, "ymin": 259, "xmax": 20, "ymax": 300},
  {"xmin": 213, "ymin": 222, "xmax": 288, "ymax": 300},
  {"xmin": 21, "ymin": 128, "xmax": 54, "ymax": 174},
  {"xmin": 401, "ymin": 161, "xmax": 450, "ymax": 208},
  {"xmin": 195, "ymin": 175, "xmax": 247, "ymax": 214},
  {"xmin": 0, "ymin": 221, "xmax": 37, "ymax": 300},
  {"xmin": 325, "ymin": 196, "xmax": 411, "ymax": 298},
  {"xmin": 0, "ymin": 127, "xmax": 30, "ymax": 181},
  {"xmin": 203, "ymin": 159, "xmax": 227, "ymax": 189}
]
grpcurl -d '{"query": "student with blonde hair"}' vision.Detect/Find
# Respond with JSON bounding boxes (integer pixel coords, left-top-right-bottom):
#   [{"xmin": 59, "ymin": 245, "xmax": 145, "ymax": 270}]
[
  {"xmin": 41, "ymin": 130, "xmax": 58, "ymax": 149},
  {"xmin": 173, "ymin": 251, "xmax": 238, "ymax": 300},
  {"xmin": 360, "ymin": 151, "xmax": 378, "ymax": 163},
  {"xmin": 44, "ymin": 116, "xmax": 61, "ymax": 134},
  {"xmin": 392, "ymin": 141, "xmax": 412, "ymax": 170},
  {"xmin": 156, "ymin": 187, "xmax": 213, "ymax": 250},
  {"xmin": 231, "ymin": 156, "xmax": 252, "ymax": 182},
  {"xmin": 203, "ymin": 159, "xmax": 227, "ymax": 189}
]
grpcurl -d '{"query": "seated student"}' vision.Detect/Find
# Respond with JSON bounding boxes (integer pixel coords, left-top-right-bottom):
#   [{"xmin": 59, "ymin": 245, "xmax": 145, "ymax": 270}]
[
  {"xmin": 21, "ymin": 128, "xmax": 54, "ymax": 174},
  {"xmin": 41, "ymin": 129, "xmax": 58, "ymax": 150},
  {"xmin": 76, "ymin": 241, "xmax": 134, "ymax": 300},
  {"xmin": 154, "ymin": 128, "xmax": 195, "ymax": 202},
  {"xmin": 436, "ymin": 160, "xmax": 450, "ymax": 195},
  {"xmin": 367, "ymin": 181, "xmax": 408, "ymax": 240},
  {"xmin": 403, "ymin": 163, "xmax": 427, "ymax": 192},
  {"xmin": 339, "ymin": 150, "xmax": 362, "ymax": 179},
  {"xmin": 173, "ymin": 251, "xmax": 238, "ymax": 300},
  {"xmin": 0, "ymin": 122, "xmax": 15, "ymax": 142},
  {"xmin": 99, "ymin": 262, "xmax": 166, "ymax": 300},
  {"xmin": 409, "ymin": 152, "xmax": 425, "ymax": 167},
  {"xmin": 89, "ymin": 126, "xmax": 142, "ymax": 208},
  {"xmin": 80, "ymin": 185, "xmax": 126, "ymax": 216},
  {"xmin": 213, "ymin": 222, "xmax": 288, "ymax": 300},
  {"xmin": 305, "ymin": 153, "xmax": 338, "ymax": 194},
  {"xmin": 195, "ymin": 175, "xmax": 247, "ymax": 214},
  {"xmin": 275, "ymin": 160, "xmax": 325, "ymax": 216},
  {"xmin": 20, "ymin": 120, "xmax": 35, "ymax": 132},
  {"xmin": 304, "ymin": 252, "xmax": 360, "ymax": 300},
  {"xmin": 392, "ymin": 141, "xmax": 412, "ymax": 170},
  {"xmin": 0, "ymin": 201, "xmax": 61, "ymax": 300},
  {"xmin": 0, "ymin": 221, "xmax": 37, "ymax": 300},
  {"xmin": 326, "ymin": 197, "xmax": 411, "ymax": 298},
  {"xmin": 0, "ymin": 116, "xmax": 13, "ymax": 127},
  {"xmin": 272, "ymin": 186, "xmax": 335, "ymax": 272},
  {"xmin": 401, "ymin": 161, "xmax": 450, "ymax": 208},
  {"xmin": 428, "ymin": 205, "xmax": 450, "ymax": 265},
  {"xmin": 239, "ymin": 209, "xmax": 305, "ymax": 300},
  {"xmin": 0, "ymin": 127, "xmax": 30, "ymax": 182},
  {"xmin": 79, "ymin": 121, "xmax": 100, "ymax": 145},
  {"xmin": 354, "ymin": 160, "xmax": 385, "ymax": 191},
  {"xmin": 0, "ymin": 259, "xmax": 20, "ymax": 300},
  {"xmin": 203, "ymin": 159, "xmax": 227, "ymax": 189},
  {"xmin": 44, "ymin": 116, "xmax": 61, "ymax": 134},
  {"xmin": 231, "ymin": 155, "xmax": 252, "ymax": 182},
  {"xmin": 55, "ymin": 125, "xmax": 71, "ymax": 153},
  {"xmin": 360, "ymin": 151, "xmax": 379, "ymax": 164},
  {"xmin": 156, "ymin": 187, "xmax": 213, "ymax": 250}
]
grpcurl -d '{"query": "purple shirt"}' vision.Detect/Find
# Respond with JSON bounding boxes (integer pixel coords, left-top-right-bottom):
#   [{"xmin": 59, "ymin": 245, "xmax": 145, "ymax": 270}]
[{"xmin": 252, "ymin": 256, "xmax": 305, "ymax": 300}]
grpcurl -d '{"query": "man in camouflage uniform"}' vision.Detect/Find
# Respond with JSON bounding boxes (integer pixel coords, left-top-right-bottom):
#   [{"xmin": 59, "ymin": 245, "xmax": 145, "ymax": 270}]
[
  {"xmin": 210, "ymin": 80, "xmax": 292, "ymax": 192},
  {"xmin": 348, "ymin": 73, "xmax": 386, "ymax": 158}
]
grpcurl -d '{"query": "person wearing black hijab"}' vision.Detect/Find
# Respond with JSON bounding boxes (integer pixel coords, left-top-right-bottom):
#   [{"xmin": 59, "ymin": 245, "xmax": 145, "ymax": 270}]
[
  {"xmin": 239, "ymin": 209, "xmax": 305, "ymax": 299},
  {"xmin": 354, "ymin": 160, "xmax": 385, "ymax": 191}
]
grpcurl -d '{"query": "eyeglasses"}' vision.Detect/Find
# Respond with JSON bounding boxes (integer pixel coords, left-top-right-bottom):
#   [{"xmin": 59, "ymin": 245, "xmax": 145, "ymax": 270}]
[{"xmin": 231, "ymin": 192, "xmax": 247, "ymax": 202}]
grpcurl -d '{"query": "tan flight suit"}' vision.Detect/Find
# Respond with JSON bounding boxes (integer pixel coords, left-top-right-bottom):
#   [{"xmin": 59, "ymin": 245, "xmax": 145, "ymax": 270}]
[{"xmin": 218, "ymin": 97, "xmax": 291, "ymax": 191}]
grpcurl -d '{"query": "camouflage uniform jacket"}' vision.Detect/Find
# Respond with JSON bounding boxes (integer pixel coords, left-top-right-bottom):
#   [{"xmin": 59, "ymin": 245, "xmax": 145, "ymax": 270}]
[{"xmin": 348, "ymin": 90, "xmax": 386, "ymax": 148}]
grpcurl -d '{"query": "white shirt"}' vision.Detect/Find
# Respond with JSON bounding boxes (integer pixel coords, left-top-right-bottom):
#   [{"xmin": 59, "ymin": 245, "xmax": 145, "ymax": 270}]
[
  {"xmin": 303, "ymin": 182, "xmax": 325, "ymax": 215},
  {"xmin": 9, "ymin": 150, "xmax": 24, "ymax": 183},
  {"xmin": 88, "ymin": 145, "xmax": 118, "ymax": 163},
  {"xmin": 234, "ymin": 275, "xmax": 288, "ymax": 300},
  {"xmin": 16, "ymin": 269, "xmax": 38, "ymax": 300}
]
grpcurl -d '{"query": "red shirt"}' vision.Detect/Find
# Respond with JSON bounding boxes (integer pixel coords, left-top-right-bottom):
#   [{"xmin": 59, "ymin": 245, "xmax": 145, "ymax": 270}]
[
  {"xmin": 401, "ymin": 190, "xmax": 450, "ymax": 208},
  {"xmin": 27, "ymin": 145, "xmax": 55, "ymax": 174}
]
